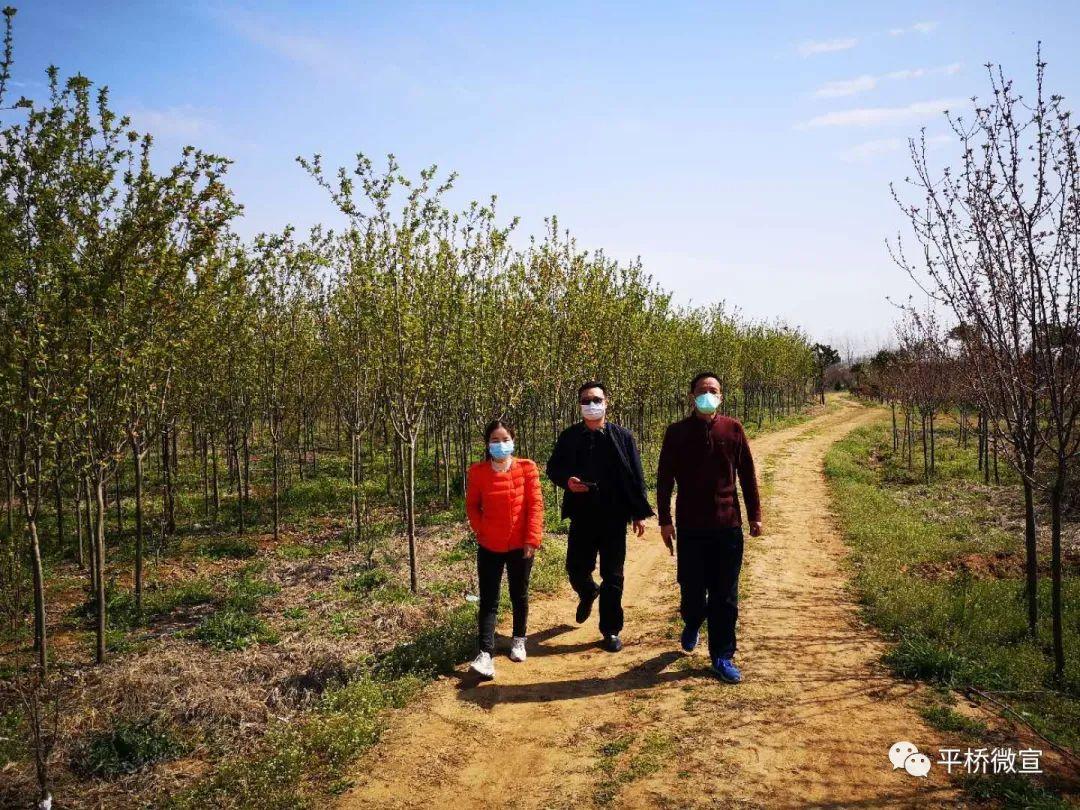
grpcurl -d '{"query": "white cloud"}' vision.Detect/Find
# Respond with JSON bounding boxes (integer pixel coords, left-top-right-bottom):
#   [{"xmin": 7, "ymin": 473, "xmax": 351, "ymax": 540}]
[
  {"xmin": 813, "ymin": 63, "xmax": 961, "ymax": 99},
  {"xmin": 889, "ymin": 21, "xmax": 939, "ymax": 36},
  {"xmin": 840, "ymin": 133, "xmax": 953, "ymax": 161},
  {"xmin": 801, "ymin": 98, "xmax": 962, "ymax": 128},
  {"xmin": 127, "ymin": 105, "xmax": 215, "ymax": 140},
  {"xmin": 211, "ymin": 6, "xmax": 362, "ymax": 80},
  {"xmin": 814, "ymin": 75, "xmax": 878, "ymax": 98},
  {"xmin": 798, "ymin": 37, "xmax": 858, "ymax": 57}
]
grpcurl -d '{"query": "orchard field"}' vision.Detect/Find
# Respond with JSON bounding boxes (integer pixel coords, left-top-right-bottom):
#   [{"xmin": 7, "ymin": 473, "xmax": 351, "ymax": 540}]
[{"xmin": 2, "ymin": 6, "xmax": 1079, "ymax": 810}]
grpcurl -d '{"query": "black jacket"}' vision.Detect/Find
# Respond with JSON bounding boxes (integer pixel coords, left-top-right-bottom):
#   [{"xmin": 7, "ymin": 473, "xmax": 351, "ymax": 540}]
[{"xmin": 545, "ymin": 421, "xmax": 655, "ymax": 522}]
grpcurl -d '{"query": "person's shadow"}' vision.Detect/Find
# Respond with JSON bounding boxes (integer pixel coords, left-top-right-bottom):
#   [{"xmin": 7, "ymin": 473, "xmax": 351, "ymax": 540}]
[{"xmin": 451, "ymin": 623, "xmax": 693, "ymax": 706}]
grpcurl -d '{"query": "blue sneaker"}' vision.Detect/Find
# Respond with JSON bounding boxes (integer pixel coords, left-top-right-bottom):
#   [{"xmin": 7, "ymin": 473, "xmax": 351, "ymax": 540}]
[
  {"xmin": 680, "ymin": 625, "xmax": 700, "ymax": 653},
  {"xmin": 711, "ymin": 657, "xmax": 742, "ymax": 683}
]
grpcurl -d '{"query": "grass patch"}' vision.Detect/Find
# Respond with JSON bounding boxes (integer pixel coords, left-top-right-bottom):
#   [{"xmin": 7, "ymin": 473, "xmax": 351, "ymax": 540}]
[
  {"xmin": 341, "ymin": 567, "xmax": 389, "ymax": 595},
  {"xmin": 189, "ymin": 566, "xmax": 280, "ymax": 649},
  {"xmin": 959, "ymin": 773, "xmax": 1071, "ymax": 809},
  {"xmin": 0, "ymin": 709, "xmax": 23, "ymax": 767},
  {"xmin": 198, "ymin": 536, "xmax": 259, "ymax": 560},
  {"xmin": 276, "ymin": 543, "xmax": 320, "ymax": 561},
  {"xmin": 191, "ymin": 608, "xmax": 279, "ymax": 650},
  {"xmin": 171, "ymin": 604, "xmax": 471, "ymax": 809},
  {"xmin": 592, "ymin": 729, "xmax": 672, "ymax": 806},
  {"xmin": 72, "ymin": 716, "xmax": 188, "ymax": 778},
  {"xmin": 918, "ymin": 703, "xmax": 988, "ymax": 737},
  {"xmin": 826, "ymin": 415, "xmax": 1079, "ymax": 800}
]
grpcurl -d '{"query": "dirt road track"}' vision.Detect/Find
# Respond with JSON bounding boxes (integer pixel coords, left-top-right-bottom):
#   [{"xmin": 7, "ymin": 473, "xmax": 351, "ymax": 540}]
[{"xmin": 339, "ymin": 400, "xmax": 963, "ymax": 809}]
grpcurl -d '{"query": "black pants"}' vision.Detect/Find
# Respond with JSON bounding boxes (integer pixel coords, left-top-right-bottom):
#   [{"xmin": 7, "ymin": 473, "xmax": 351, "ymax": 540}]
[
  {"xmin": 566, "ymin": 514, "xmax": 628, "ymax": 636},
  {"xmin": 676, "ymin": 526, "xmax": 744, "ymax": 659},
  {"xmin": 477, "ymin": 545, "xmax": 534, "ymax": 653}
]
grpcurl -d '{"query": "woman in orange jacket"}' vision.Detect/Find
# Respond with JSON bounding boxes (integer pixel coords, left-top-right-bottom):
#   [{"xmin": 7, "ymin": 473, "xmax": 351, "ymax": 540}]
[{"xmin": 465, "ymin": 418, "xmax": 544, "ymax": 679}]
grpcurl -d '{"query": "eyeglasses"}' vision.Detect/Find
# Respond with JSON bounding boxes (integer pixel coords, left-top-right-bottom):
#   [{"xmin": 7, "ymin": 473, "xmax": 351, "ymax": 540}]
[{"xmin": 580, "ymin": 397, "xmax": 604, "ymax": 405}]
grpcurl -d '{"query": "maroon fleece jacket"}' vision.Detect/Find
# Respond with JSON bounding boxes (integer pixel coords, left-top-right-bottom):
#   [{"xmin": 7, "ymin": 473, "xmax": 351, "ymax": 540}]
[{"xmin": 656, "ymin": 413, "xmax": 761, "ymax": 530}]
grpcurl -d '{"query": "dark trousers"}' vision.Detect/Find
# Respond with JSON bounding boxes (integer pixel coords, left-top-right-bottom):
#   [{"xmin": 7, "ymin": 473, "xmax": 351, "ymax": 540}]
[
  {"xmin": 566, "ymin": 514, "xmax": 628, "ymax": 636},
  {"xmin": 676, "ymin": 526, "xmax": 744, "ymax": 659},
  {"xmin": 477, "ymin": 545, "xmax": 534, "ymax": 653}
]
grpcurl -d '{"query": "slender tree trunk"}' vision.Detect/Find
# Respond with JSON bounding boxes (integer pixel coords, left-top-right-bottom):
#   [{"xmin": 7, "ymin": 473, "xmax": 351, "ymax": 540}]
[
  {"xmin": 26, "ymin": 514, "xmax": 47, "ymax": 674},
  {"xmin": 1022, "ymin": 472, "xmax": 1038, "ymax": 637},
  {"xmin": 83, "ymin": 476, "xmax": 95, "ymax": 593},
  {"xmin": 74, "ymin": 477, "xmax": 84, "ymax": 569},
  {"xmin": 94, "ymin": 471, "xmax": 107, "ymax": 664},
  {"xmin": 271, "ymin": 427, "xmax": 280, "ymax": 543},
  {"xmin": 114, "ymin": 465, "xmax": 122, "ymax": 536},
  {"xmin": 1050, "ymin": 478, "xmax": 1065, "ymax": 680},
  {"xmin": 233, "ymin": 442, "xmax": 245, "ymax": 532},
  {"xmin": 349, "ymin": 430, "xmax": 359, "ymax": 553},
  {"xmin": 131, "ymin": 432, "xmax": 145, "ymax": 616},
  {"xmin": 406, "ymin": 434, "xmax": 419, "ymax": 593},
  {"xmin": 53, "ymin": 446, "xmax": 63, "ymax": 553},
  {"xmin": 210, "ymin": 433, "xmax": 220, "ymax": 522},
  {"xmin": 201, "ymin": 431, "xmax": 209, "ymax": 521},
  {"xmin": 242, "ymin": 430, "xmax": 252, "ymax": 507}
]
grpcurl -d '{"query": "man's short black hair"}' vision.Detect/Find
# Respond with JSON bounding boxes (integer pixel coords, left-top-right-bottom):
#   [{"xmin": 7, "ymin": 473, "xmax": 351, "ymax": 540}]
[
  {"xmin": 578, "ymin": 380, "xmax": 608, "ymax": 399},
  {"xmin": 689, "ymin": 371, "xmax": 721, "ymax": 392}
]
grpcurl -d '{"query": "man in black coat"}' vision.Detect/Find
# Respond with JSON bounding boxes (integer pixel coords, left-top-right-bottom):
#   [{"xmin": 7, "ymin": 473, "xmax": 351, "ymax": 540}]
[{"xmin": 546, "ymin": 381, "xmax": 654, "ymax": 652}]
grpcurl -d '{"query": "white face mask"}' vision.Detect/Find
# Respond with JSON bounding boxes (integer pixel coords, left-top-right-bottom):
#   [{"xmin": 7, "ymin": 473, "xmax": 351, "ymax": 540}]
[{"xmin": 581, "ymin": 401, "xmax": 607, "ymax": 421}]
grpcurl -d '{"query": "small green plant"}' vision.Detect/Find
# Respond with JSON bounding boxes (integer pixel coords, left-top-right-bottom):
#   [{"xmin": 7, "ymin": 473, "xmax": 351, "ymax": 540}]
[
  {"xmin": 0, "ymin": 709, "xmax": 23, "ymax": 767},
  {"xmin": 199, "ymin": 536, "xmax": 259, "ymax": 560},
  {"xmin": 72, "ymin": 717, "xmax": 187, "ymax": 778},
  {"xmin": 192, "ymin": 608, "xmax": 279, "ymax": 650},
  {"xmin": 276, "ymin": 543, "xmax": 318, "ymax": 561},
  {"xmin": 372, "ymin": 584, "xmax": 418, "ymax": 605},
  {"xmin": 224, "ymin": 568, "xmax": 280, "ymax": 611},
  {"xmin": 959, "ymin": 773, "xmax": 1071, "ymax": 809},
  {"xmin": 918, "ymin": 703, "xmax": 988, "ymax": 736},
  {"xmin": 342, "ymin": 567, "xmax": 388, "ymax": 595}
]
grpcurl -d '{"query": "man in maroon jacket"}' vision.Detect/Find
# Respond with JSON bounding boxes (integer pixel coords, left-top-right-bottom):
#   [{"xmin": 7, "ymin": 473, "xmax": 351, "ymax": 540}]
[{"xmin": 656, "ymin": 371, "xmax": 762, "ymax": 683}]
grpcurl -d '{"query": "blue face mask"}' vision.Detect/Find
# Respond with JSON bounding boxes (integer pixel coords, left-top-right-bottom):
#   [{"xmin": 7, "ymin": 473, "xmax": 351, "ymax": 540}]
[
  {"xmin": 488, "ymin": 439, "xmax": 514, "ymax": 461},
  {"xmin": 694, "ymin": 392, "xmax": 721, "ymax": 415}
]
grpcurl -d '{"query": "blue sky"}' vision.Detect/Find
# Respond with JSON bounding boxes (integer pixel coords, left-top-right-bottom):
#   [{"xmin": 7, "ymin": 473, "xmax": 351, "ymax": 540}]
[{"xmin": 10, "ymin": 1, "xmax": 1080, "ymax": 352}]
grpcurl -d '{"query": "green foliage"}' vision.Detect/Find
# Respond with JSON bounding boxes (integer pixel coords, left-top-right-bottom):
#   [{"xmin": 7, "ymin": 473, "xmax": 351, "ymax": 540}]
[{"xmin": 72, "ymin": 717, "xmax": 187, "ymax": 778}]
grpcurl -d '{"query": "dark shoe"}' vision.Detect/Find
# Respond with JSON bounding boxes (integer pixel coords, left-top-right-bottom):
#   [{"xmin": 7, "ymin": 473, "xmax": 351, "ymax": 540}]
[
  {"xmin": 711, "ymin": 657, "xmax": 742, "ymax": 683},
  {"xmin": 602, "ymin": 634, "xmax": 623, "ymax": 653},
  {"xmin": 575, "ymin": 587, "xmax": 600, "ymax": 624},
  {"xmin": 680, "ymin": 625, "xmax": 700, "ymax": 653}
]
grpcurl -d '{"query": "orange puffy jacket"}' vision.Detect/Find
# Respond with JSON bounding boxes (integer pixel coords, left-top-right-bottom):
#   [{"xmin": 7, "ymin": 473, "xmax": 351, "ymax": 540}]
[{"xmin": 465, "ymin": 458, "xmax": 544, "ymax": 552}]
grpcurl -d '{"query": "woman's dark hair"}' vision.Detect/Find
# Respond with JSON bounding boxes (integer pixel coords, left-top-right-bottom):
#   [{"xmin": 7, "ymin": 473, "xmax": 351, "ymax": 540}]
[
  {"xmin": 689, "ymin": 371, "xmax": 721, "ymax": 392},
  {"xmin": 483, "ymin": 419, "xmax": 515, "ymax": 459}
]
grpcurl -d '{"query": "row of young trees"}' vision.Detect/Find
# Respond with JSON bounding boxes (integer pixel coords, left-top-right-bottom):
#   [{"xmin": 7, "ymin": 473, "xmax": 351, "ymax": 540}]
[
  {"xmin": 0, "ymin": 6, "xmax": 818, "ymax": 703},
  {"xmin": 873, "ymin": 53, "xmax": 1079, "ymax": 682}
]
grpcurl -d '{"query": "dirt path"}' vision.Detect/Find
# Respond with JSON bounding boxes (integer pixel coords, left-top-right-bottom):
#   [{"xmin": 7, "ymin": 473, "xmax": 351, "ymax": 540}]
[{"xmin": 339, "ymin": 400, "xmax": 961, "ymax": 809}]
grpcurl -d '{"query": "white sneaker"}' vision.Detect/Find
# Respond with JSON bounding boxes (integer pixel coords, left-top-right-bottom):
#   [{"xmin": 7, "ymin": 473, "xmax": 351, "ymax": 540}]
[
  {"xmin": 469, "ymin": 651, "xmax": 495, "ymax": 679},
  {"xmin": 509, "ymin": 636, "xmax": 527, "ymax": 662}
]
